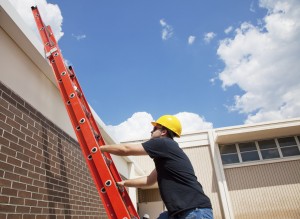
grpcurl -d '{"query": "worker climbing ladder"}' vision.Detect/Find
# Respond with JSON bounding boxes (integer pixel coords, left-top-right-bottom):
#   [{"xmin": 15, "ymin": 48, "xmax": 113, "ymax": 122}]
[{"xmin": 31, "ymin": 6, "xmax": 139, "ymax": 219}]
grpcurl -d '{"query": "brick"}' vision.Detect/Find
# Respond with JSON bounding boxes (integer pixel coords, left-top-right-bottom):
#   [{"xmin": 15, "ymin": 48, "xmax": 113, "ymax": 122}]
[
  {"xmin": 24, "ymin": 103, "xmax": 36, "ymax": 115},
  {"xmin": 15, "ymin": 206, "xmax": 30, "ymax": 213},
  {"xmin": 0, "ymin": 204, "xmax": 16, "ymax": 212},
  {"xmin": 0, "ymin": 161, "xmax": 14, "ymax": 172},
  {"xmin": 15, "ymin": 116, "xmax": 27, "ymax": 128},
  {"xmin": 1, "ymin": 145, "xmax": 16, "ymax": 157},
  {"xmin": 16, "ymin": 152, "xmax": 29, "ymax": 163},
  {"xmin": 3, "ymin": 131, "xmax": 18, "ymax": 144},
  {"xmin": 14, "ymin": 166, "xmax": 28, "ymax": 176},
  {"xmin": 32, "ymin": 193, "xmax": 43, "ymax": 200},
  {"xmin": 4, "ymin": 171, "xmax": 20, "ymax": 181},
  {"xmin": 9, "ymin": 142, "xmax": 24, "ymax": 153},
  {"xmin": 0, "ymin": 96, "xmax": 9, "ymax": 109},
  {"xmin": 0, "ymin": 120, "xmax": 12, "ymax": 132},
  {"xmin": 7, "ymin": 156, "xmax": 21, "ymax": 167},
  {"xmin": 12, "ymin": 181, "xmax": 26, "ymax": 190},
  {"xmin": 18, "ymin": 190, "xmax": 31, "ymax": 199},
  {"xmin": 27, "ymin": 170, "xmax": 39, "ymax": 179},
  {"xmin": 8, "ymin": 105, "xmax": 22, "ymax": 118},
  {"xmin": 26, "ymin": 185, "xmax": 39, "ymax": 193},
  {"xmin": 0, "ymin": 195, "xmax": 9, "ymax": 204},
  {"xmin": 0, "ymin": 152, "xmax": 7, "ymax": 162},
  {"xmin": 22, "ymin": 162, "xmax": 34, "ymax": 172},
  {"xmin": 9, "ymin": 197, "xmax": 25, "ymax": 205},
  {"xmin": 22, "ymin": 114, "xmax": 34, "ymax": 127},
  {"xmin": 0, "ymin": 112, "xmax": 6, "ymax": 122},
  {"xmin": 25, "ymin": 136, "xmax": 37, "ymax": 146},
  {"xmin": 25, "ymin": 199, "xmax": 37, "ymax": 206},
  {"xmin": 30, "ymin": 206, "xmax": 42, "ymax": 214},
  {"xmin": 20, "ymin": 126, "xmax": 33, "ymax": 137},
  {"xmin": 1, "ymin": 92, "xmax": 17, "ymax": 107},
  {"xmin": 19, "ymin": 176, "xmax": 33, "ymax": 185},
  {"xmin": 23, "ymin": 148, "xmax": 36, "ymax": 159},
  {"xmin": 2, "ymin": 187, "xmax": 18, "ymax": 196},
  {"xmin": 12, "ymin": 128, "xmax": 25, "ymax": 140},
  {"xmin": 0, "ymin": 105, "xmax": 14, "ymax": 119},
  {"xmin": 7, "ymin": 214, "xmax": 22, "ymax": 219},
  {"xmin": 0, "ymin": 135, "xmax": 10, "ymax": 147},
  {"xmin": 11, "ymin": 92, "xmax": 25, "ymax": 106},
  {"xmin": 17, "ymin": 103, "xmax": 29, "ymax": 115},
  {"xmin": 6, "ymin": 118, "xmax": 21, "ymax": 130},
  {"xmin": 0, "ymin": 177, "xmax": 12, "ymax": 187}
]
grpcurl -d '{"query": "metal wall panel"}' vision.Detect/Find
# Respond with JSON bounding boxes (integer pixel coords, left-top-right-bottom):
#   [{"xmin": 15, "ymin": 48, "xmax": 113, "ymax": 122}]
[{"xmin": 225, "ymin": 160, "xmax": 300, "ymax": 219}]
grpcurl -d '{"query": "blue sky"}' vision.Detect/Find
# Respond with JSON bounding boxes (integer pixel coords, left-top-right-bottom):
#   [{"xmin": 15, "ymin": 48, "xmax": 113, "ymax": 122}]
[{"xmin": 9, "ymin": 0, "xmax": 300, "ymax": 141}]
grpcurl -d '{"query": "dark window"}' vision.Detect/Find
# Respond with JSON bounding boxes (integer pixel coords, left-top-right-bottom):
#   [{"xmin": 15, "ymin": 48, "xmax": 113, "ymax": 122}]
[
  {"xmin": 221, "ymin": 154, "xmax": 240, "ymax": 164},
  {"xmin": 239, "ymin": 142, "xmax": 260, "ymax": 162},
  {"xmin": 219, "ymin": 144, "xmax": 237, "ymax": 154},
  {"xmin": 258, "ymin": 139, "xmax": 280, "ymax": 159},
  {"xmin": 219, "ymin": 144, "xmax": 239, "ymax": 164},
  {"xmin": 278, "ymin": 137, "xmax": 300, "ymax": 157}
]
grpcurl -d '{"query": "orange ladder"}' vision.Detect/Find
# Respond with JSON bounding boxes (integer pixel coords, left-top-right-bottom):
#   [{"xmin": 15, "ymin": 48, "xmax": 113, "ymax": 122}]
[{"xmin": 31, "ymin": 6, "xmax": 139, "ymax": 219}]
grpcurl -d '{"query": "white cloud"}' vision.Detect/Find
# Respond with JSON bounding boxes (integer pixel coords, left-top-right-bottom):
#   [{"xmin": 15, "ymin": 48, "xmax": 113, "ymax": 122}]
[
  {"xmin": 217, "ymin": 0, "xmax": 300, "ymax": 124},
  {"xmin": 72, "ymin": 34, "xmax": 87, "ymax": 40},
  {"xmin": 224, "ymin": 26, "xmax": 233, "ymax": 34},
  {"xmin": 204, "ymin": 32, "xmax": 216, "ymax": 44},
  {"xmin": 188, "ymin": 35, "xmax": 196, "ymax": 45},
  {"xmin": 159, "ymin": 19, "xmax": 174, "ymax": 40},
  {"xmin": 106, "ymin": 112, "xmax": 213, "ymax": 142},
  {"xmin": 8, "ymin": 0, "xmax": 64, "ymax": 41}
]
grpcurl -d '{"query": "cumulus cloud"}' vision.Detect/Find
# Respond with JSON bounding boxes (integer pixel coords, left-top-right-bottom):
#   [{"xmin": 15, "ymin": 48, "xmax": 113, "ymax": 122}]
[
  {"xmin": 8, "ymin": 0, "xmax": 64, "ymax": 41},
  {"xmin": 204, "ymin": 32, "xmax": 216, "ymax": 44},
  {"xmin": 188, "ymin": 35, "xmax": 196, "ymax": 45},
  {"xmin": 159, "ymin": 19, "xmax": 174, "ymax": 40},
  {"xmin": 106, "ymin": 112, "xmax": 213, "ymax": 142},
  {"xmin": 217, "ymin": 0, "xmax": 300, "ymax": 124}
]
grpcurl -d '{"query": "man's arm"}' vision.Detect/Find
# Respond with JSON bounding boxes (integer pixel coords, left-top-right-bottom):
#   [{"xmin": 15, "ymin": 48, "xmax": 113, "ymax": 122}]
[
  {"xmin": 117, "ymin": 169, "xmax": 157, "ymax": 188},
  {"xmin": 100, "ymin": 143, "xmax": 148, "ymax": 156}
]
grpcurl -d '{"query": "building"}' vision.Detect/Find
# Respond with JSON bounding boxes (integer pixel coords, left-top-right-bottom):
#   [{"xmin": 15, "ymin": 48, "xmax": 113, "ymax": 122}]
[{"xmin": 1, "ymin": 1, "xmax": 300, "ymax": 218}]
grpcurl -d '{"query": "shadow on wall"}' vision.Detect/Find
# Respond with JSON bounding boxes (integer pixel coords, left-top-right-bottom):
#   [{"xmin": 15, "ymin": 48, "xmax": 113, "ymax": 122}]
[{"xmin": 41, "ymin": 121, "xmax": 71, "ymax": 218}]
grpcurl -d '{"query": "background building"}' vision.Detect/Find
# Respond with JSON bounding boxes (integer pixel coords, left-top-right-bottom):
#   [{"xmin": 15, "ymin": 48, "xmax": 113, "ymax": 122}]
[{"xmin": 1, "ymin": 1, "xmax": 300, "ymax": 218}]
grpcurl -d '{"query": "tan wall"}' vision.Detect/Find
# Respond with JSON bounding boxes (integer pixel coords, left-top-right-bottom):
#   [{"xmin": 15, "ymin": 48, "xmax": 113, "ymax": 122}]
[
  {"xmin": 224, "ymin": 160, "xmax": 300, "ymax": 219},
  {"xmin": 184, "ymin": 146, "xmax": 223, "ymax": 219}
]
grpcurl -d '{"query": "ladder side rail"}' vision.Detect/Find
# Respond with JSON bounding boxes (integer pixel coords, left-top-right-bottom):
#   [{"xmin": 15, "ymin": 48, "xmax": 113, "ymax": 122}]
[
  {"xmin": 51, "ymin": 63, "xmax": 117, "ymax": 218},
  {"xmin": 67, "ymin": 67, "xmax": 138, "ymax": 215},
  {"xmin": 31, "ymin": 6, "xmax": 139, "ymax": 219},
  {"xmin": 39, "ymin": 28, "xmax": 118, "ymax": 217},
  {"xmin": 49, "ymin": 46, "xmax": 132, "ymax": 219},
  {"xmin": 67, "ymin": 67, "xmax": 124, "ymax": 180}
]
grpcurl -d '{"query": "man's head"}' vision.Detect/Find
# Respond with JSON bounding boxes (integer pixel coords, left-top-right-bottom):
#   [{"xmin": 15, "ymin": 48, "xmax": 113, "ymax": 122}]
[{"xmin": 151, "ymin": 115, "xmax": 182, "ymax": 139}]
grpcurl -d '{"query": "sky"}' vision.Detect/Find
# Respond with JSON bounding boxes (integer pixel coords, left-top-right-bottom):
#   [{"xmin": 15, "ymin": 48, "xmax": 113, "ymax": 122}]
[{"xmin": 8, "ymin": 0, "xmax": 300, "ymax": 142}]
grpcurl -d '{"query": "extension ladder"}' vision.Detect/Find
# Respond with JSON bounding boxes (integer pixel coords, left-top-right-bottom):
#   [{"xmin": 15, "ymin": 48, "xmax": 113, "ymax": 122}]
[{"xmin": 31, "ymin": 6, "xmax": 139, "ymax": 219}]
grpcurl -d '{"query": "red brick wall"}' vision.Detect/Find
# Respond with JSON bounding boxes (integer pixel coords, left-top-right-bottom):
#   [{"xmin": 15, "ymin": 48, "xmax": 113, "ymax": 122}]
[{"xmin": 0, "ymin": 81, "xmax": 107, "ymax": 219}]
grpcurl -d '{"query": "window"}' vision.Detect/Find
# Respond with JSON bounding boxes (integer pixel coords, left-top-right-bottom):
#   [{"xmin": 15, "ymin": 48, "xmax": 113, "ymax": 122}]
[
  {"xmin": 277, "ymin": 137, "xmax": 300, "ymax": 157},
  {"xmin": 258, "ymin": 139, "xmax": 280, "ymax": 159},
  {"xmin": 239, "ymin": 142, "xmax": 259, "ymax": 162},
  {"xmin": 219, "ymin": 144, "xmax": 239, "ymax": 164},
  {"xmin": 219, "ymin": 135, "xmax": 300, "ymax": 165}
]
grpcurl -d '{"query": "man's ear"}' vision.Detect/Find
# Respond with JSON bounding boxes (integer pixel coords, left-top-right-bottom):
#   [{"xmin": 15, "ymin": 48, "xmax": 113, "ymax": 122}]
[{"xmin": 161, "ymin": 129, "xmax": 168, "ymax": 137}]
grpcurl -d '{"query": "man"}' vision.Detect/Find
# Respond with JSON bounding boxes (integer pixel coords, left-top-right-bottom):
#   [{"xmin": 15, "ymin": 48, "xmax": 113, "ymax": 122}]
[{"xmin": 100, "ymin": 115, "xmax": 213, "ymax": 219}]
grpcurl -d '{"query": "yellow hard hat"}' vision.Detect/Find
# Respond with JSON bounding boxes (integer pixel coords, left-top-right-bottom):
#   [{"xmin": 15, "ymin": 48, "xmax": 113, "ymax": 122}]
[{"xmin": 151, "ymin": 115, "xmax": 182, "ymax": 137}]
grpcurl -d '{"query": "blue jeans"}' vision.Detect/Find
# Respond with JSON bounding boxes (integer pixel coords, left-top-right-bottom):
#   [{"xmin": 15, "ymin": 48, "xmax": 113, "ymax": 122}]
[{"xmin": 157, "ymin": 208, "xmax": 213, "ymax": 219}]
